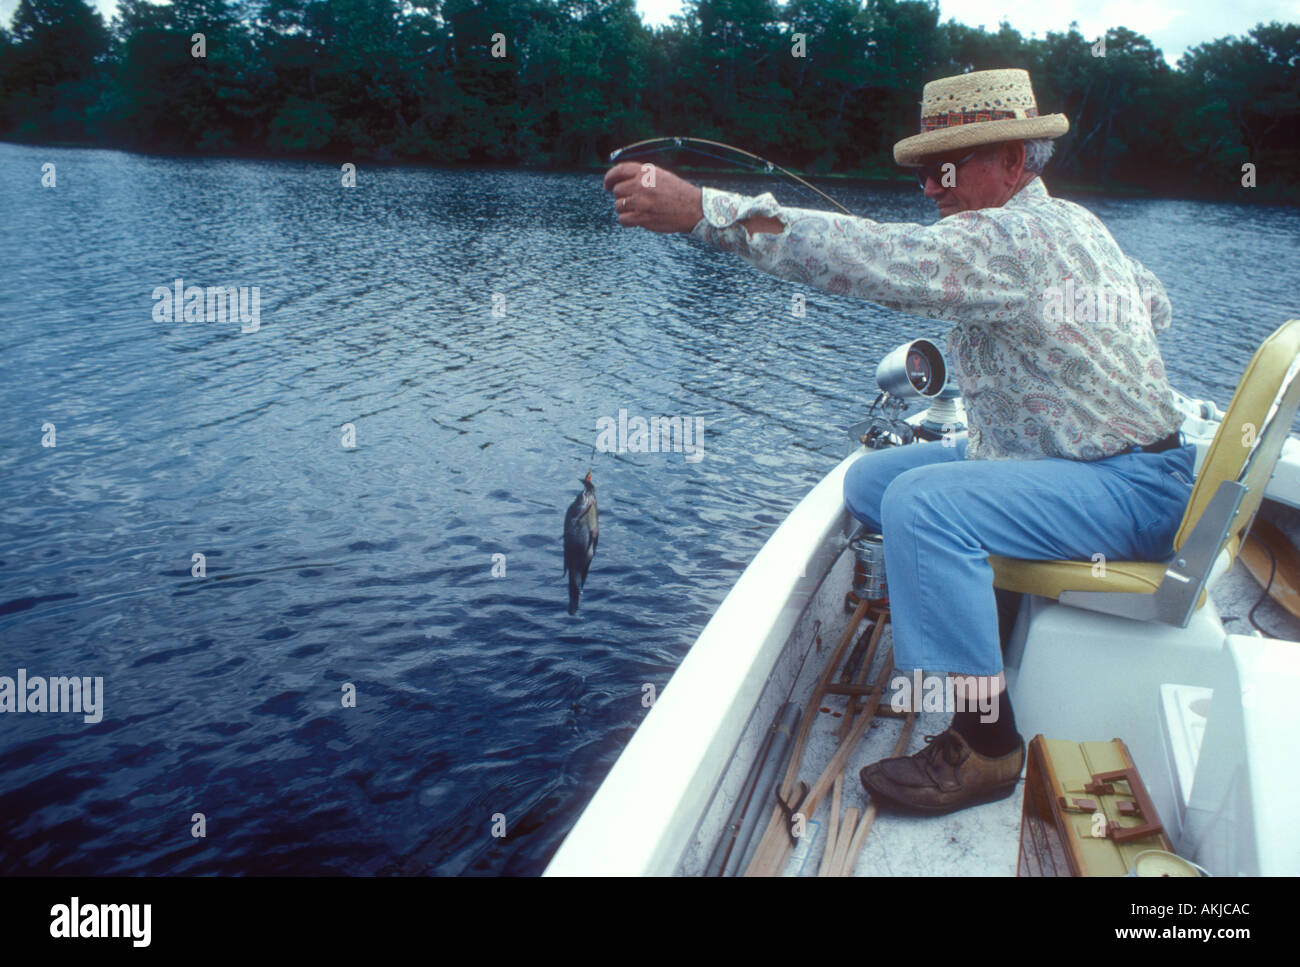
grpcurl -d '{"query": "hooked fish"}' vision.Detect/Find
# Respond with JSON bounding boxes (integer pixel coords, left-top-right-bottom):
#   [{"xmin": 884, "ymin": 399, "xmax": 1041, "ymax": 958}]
[{"xmin": 563, "ymin": 471, "xmax": 599, "ymax": 614}]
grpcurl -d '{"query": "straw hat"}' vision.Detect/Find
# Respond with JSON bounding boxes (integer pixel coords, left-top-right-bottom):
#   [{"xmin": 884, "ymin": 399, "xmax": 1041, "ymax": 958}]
[{"xmin": 893, "ymin": 69, "xmax": 1068, "ymax": 166}]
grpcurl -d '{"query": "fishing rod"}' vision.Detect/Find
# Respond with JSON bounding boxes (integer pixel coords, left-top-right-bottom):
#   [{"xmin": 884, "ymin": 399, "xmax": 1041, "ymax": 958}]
[{"xmin": 609, "ymin": 136, "xmax": 853, "ymax": 216}]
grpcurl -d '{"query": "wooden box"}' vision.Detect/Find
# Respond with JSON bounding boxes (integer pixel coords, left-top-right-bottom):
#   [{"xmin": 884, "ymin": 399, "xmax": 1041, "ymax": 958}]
[{"xmin": 1017, "ymin": 734, "xmax": 1173, "ymax": 876}]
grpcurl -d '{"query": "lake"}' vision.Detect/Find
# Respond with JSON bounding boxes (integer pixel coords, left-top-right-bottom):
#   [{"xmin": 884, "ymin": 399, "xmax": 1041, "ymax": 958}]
[{"xmin": 0, "ymin": 141, "xmax": 1297, "ymax": 874}]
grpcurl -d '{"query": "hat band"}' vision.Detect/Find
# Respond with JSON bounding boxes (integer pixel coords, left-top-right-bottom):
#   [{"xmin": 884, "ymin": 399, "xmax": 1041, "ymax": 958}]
[{"xmin": 919, "ymin": 106, "xmax": 1039, "ymax": 132}]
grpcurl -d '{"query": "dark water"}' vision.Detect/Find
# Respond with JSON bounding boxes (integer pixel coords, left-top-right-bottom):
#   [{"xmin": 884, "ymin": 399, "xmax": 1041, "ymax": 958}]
[{"xmin": 0, "ymin": 142, "xmax": 1297, "ymax": 875}]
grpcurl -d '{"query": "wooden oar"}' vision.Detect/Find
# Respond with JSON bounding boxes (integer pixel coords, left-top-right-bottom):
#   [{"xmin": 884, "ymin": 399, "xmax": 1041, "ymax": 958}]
[
  {"xmin": 839, "ymin": 622, "xmax": 876, "ymax": 685},
  {"xmin": 817, "ymin": 774, "xmax": 844, "ymax": 877},
  {"xmin": 778, "ymin": 597, "xmax": 870, "ymax": 801},
  {"xmin": 832, "ymin": 710, "xmax": 918, "ymax": 876},
  {"xmin": 839, "ymin": 613, "xmax": 886, "ymax": 743},
  {"xmin": 828, "ymin": 807, "xmax": 859, "ymax": 873},
  {"xmin": 789, "ymin": 654, "xmax": 895, "ymax": 821},
  {"xmin": 744, "ymin": 598, "xmax": 872, "ymax": 876},
  {"xmin": 746, "ymin": 644, "xmax": 895, "ymax": 876}
]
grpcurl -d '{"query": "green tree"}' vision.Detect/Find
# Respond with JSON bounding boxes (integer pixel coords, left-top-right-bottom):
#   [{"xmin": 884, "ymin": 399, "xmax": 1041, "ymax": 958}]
[
  {"xmin": 1179, "ymin": 21, "xmax": 1300, "ymax": 191},
  {"xmin": 0, "ymin": 0, "xmax": 108, "ymax": 140},
  {"xmin": 0, "ymin": 0, "xmax": 1294, "ymax": 200}
]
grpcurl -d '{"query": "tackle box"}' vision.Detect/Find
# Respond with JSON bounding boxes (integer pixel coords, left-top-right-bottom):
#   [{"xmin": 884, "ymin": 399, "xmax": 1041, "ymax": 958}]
[{"xmin": 1017, "ymin": 735, "xmax": 1174, "ymax": 876}]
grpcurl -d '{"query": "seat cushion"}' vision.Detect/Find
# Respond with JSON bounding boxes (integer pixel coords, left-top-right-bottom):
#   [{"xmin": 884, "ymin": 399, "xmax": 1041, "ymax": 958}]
[
  {"xmin": 989, "ymin": 555, "xmax": 1170, "ymax": 597},
  {"xmin": 990, "ymin": 534, "xmax": 1240, "ymax": 608}
]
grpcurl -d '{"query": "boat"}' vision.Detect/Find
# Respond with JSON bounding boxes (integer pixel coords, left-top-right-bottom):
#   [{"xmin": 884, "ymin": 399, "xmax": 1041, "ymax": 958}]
[{"xmin": 544, "ymin": 319, "xmax": 1300, "ymax": 877}]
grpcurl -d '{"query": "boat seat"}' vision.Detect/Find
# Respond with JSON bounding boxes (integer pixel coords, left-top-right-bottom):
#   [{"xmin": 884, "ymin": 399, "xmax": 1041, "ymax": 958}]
[{"xmin": 990, "ymin": 318, "xmax": 1300, "ymax": 628}]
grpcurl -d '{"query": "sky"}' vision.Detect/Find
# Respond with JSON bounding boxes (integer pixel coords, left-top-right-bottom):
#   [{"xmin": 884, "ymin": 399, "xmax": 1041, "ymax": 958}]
[
  {"xmin": 635, "ymin": 0, "xmax": 1300, "ymax": 65},
  {"xmin": 2, "ymin": 0, "xmax": 1297, "ymax": 67}
]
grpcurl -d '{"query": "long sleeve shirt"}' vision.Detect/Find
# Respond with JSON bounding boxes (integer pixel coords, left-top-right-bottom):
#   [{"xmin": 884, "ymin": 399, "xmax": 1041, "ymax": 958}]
[{"xmin": 689, "ymin": 177, "xmax": 1184, "ymax": 461}]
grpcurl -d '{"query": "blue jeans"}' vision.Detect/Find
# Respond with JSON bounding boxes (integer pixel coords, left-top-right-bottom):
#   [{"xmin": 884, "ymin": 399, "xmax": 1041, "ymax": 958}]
[{"xmin": 842, "ymin": 436, "xmax": 1196, "ymax": 676}]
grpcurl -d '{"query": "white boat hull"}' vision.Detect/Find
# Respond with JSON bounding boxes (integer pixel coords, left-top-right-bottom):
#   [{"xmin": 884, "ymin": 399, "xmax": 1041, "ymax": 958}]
[{"xmin": 546, "ymin": 392, "xmax": 1300, "ymax": 876}]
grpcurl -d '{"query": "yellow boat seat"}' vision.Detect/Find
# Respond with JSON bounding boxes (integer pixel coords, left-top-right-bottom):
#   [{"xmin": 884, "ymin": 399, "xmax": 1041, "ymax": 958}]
[{"xmin": 990, "ymin": 319, "xmax": 1300, "ymax": 628}]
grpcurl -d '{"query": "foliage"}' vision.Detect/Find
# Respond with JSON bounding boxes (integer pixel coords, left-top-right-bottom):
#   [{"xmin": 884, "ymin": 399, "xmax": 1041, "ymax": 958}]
[{"xmin": 0, "ymin": 0, "xmax": 1295, "ymax": 200}]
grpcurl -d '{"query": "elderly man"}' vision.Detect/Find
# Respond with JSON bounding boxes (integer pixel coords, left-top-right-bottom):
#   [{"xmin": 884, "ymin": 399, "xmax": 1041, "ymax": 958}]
[{"xmin": 603, "ymin": 69, "xmax": 1194, "ymax": 814}]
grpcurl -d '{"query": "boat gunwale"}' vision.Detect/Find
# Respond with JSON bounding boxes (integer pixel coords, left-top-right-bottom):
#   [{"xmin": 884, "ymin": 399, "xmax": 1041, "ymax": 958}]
[{"xmin": 543, "ymin": 449, "xmax": 861, "ymax": 875}]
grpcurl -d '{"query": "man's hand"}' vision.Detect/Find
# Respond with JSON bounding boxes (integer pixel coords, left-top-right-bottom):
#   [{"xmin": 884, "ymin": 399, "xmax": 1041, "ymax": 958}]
[{"xmin": 603, "ymin": 162, "xmax": 704, "ymax": 234}]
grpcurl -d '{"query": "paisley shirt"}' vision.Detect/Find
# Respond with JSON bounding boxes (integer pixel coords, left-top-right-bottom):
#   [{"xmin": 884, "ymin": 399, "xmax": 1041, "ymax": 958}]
[{"xmin": 690, "ymin": 178, "xmax": 1184, "ymax": 461}]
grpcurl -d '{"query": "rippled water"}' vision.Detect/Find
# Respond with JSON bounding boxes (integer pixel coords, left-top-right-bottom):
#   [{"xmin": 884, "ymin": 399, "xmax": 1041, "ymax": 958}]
[{"xmin": 0, "ymin": 142, "xmax": 1297, "ymax": 875}]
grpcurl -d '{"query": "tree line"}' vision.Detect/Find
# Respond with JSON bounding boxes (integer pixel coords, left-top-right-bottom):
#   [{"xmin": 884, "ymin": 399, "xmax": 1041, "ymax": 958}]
[{"xmin": 1, "ymin": 0, "xmax": 1296, "ymax": 201}]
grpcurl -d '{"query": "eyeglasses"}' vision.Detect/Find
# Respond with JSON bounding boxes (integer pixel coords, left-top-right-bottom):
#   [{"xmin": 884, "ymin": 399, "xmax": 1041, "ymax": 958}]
[{"xmin": 916, "ymin": 150, "xmax": 979, "ymax": 189}]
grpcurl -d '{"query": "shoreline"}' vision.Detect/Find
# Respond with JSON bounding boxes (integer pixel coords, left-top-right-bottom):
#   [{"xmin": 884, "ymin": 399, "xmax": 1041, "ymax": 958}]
[{"xmin": 4, "ymin": 137, "xmax": 1295, "ymax": 208}]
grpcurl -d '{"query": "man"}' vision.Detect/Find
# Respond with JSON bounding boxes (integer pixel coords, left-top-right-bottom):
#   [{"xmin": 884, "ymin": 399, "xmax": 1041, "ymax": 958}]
[{"xmin": 603, "ymin": 69, "xmax": 1194, "ymax": 814}]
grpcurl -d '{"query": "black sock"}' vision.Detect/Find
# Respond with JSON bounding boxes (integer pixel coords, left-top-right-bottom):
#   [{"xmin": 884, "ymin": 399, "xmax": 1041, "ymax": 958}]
[{"xmin": 951, "ymin": 688, "xmax": 1020, "ymax": 757}]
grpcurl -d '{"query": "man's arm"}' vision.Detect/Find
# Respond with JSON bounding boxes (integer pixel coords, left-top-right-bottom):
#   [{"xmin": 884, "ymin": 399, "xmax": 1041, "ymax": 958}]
[
  {"xmin": 604, "ymin": 162, "xmax": 1030, "ymax": 324},
  {"xmin": 688, "ymin": 185, "xmax": 1031, "ymax": 325},
  {"xmin": 600, "ymin": 162, "xmax": 811, "ymax": 239}
]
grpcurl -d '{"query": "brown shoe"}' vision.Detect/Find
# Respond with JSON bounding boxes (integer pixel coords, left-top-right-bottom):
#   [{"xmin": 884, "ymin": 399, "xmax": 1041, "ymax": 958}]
[{"xmin": 860, "ymin": 728, "xmax": 1024, "ymax": 815}]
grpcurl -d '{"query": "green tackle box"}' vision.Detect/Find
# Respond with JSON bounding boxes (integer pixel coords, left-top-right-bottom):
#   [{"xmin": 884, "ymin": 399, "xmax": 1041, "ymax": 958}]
[{"xmin": 1017, "ymin": 735, "xmax": 1174, "ymax": 876}]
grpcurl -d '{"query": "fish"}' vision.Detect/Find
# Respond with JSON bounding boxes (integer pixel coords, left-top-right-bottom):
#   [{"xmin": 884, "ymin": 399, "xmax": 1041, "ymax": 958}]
[{"xmin": 563, "ymin": 471, "xmax": 599, "ymax": 614}]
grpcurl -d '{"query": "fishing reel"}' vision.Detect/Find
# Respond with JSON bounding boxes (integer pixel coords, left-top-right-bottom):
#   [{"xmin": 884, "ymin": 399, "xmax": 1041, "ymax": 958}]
[
  {"xmin": 858, "ymin": 394, "xmax": 914, "ymax": 449},
  {"xmin": 850, "ymin": 339, "xmax": 950, "ymax": 450}
]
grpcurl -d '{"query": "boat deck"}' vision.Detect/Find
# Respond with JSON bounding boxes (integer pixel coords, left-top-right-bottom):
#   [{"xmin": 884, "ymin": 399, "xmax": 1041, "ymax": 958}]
[
  {"xmin": 786, "ymin": 681, "xmax": 1024, "ymax": 876},
  {"xmin": 778, "ymin": 556, "xmax": 1295, "ymax": 876},
  {"xmin": 759, "ymin": 498, "xmax": 1300, "ymax": 877}
]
